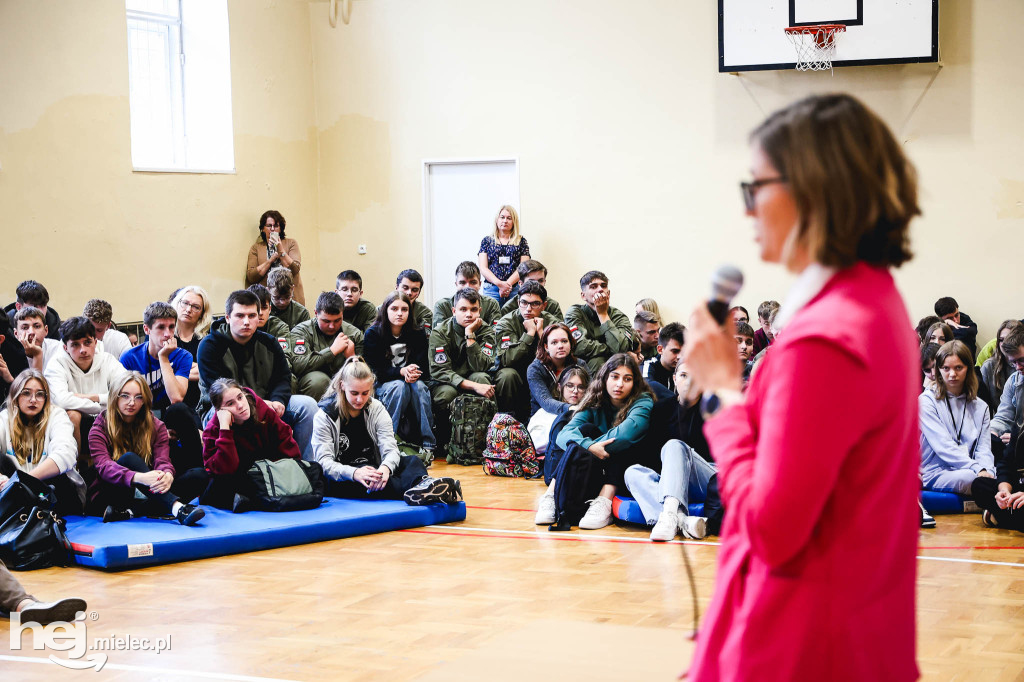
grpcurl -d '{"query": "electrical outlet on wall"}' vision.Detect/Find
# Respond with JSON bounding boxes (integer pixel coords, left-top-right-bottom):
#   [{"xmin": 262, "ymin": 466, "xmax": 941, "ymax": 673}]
[{"xmin": 357, "ymin": 244, "xmax": 367, "ymax": 255}]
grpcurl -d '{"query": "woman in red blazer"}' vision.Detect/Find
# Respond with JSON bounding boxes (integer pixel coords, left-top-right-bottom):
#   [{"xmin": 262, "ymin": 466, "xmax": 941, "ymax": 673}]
[{"xmin": 685, "ymin": 95, "xmax": 922, "ymax": 681}]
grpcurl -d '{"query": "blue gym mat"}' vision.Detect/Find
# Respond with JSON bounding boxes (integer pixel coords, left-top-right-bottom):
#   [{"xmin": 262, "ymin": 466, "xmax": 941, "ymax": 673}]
[
  {"xmin": 921, "ymin": 490, "xmax": 978, "ymax": 515},
  {"xmin": 612, "ymin": 496, "xmax": 704, "ymax": 525},
  {"xmin": 65, "ymin": 497, "xmax": 466, "ymax": 570}
]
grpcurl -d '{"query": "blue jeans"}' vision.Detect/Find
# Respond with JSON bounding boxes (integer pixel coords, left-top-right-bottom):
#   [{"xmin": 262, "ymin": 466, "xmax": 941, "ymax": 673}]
[
  {"xmin": 482, "ymin": 281, "xmax": 520, "ymax": 308},
  {"xmin": 623, "ymin": 439, "xmax": 718, "ymax": 525},
  {"xmin": 375, "ymin": 379, "xmax": 436, "ymax": 448},
  {"xmin": 283, "ymin": 394, "xmax": 318, "ymax": 461}
]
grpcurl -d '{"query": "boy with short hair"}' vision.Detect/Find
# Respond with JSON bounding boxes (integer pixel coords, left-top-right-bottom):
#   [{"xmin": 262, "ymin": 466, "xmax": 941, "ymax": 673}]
[
  {"xmin": 395, "ymin": 269, "xmax": 433, "ymax": 334},
  {"xmin": 13, "ymin": 307, "xmax": 62, "ymax": 370},
  {"xmin": 7, "ymin": 280, "xmax": 60, "ymax": 340},
  {"xmin": 119, "ymin": 302, "xmax": 192, "ymax": 413},
  {"xmin": 432, "ymin": 261, "xmax": 501, "ymax": 328},
  {"xmin": 429, "ymin": 288, "xmax": 499, "ymax": 446},
  {"xmin": 499, "ymin": 260, "xmax": 564, "ymax": 319},
  {"xmin": 247, "ymin": 284, "xmax": 292, "ymax": 343},
  {"xmin": 564, "ymin": 270, "xmax": 635, "ymax": 374},
  {"xmin": 735, "ymin": 322, "xmax": 756, "ymax": 385},
  {"xmin": 82, "ymin": 299, "xmax": 133, "ymax": 360},
  {"xmin": 641, "ymin": 322, "xmax": 685, "ymax": 393},
  {"xmin": 752, "ymin": 300, "xmax": 780, "ymax": 355},
  {"xmin": 267, "ymin": 269, "xmax": 310, "ymax": 330},
  {"xmin": 935, "ymin": 296, "xmax": 979, "ymax": 359},
  {"xmin": 335, "ymin": 270, "xmax": 378, "ymax": 332},
  {"xmin": 633, "ymin": 310, "xmax": 661, "ymax": 361},
  {"xmin": 494, "ymin": 280, "xmax": 559, "ymax": 418},
  {"xmin": 44, "ymin": 317, "xmax": 129, "ymax": 450},
  {"xmin": 289, "ymin": 291, "xmax": 365, "ymax": 399}
]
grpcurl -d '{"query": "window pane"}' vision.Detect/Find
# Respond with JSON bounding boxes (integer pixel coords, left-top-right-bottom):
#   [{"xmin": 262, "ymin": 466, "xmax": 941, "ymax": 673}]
[{"xmin": 126, "ymin": 0, "xmax": 180, "ymax": 19}]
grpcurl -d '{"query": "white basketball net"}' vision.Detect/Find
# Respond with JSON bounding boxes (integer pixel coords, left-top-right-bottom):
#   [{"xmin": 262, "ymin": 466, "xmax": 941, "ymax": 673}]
[{"xmin": 784, "ymin": 25, "xmax": 845, "ymax": 72}]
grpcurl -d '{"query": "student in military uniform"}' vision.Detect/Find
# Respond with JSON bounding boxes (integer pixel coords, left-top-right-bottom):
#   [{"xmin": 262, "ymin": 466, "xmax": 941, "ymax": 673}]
[
  {"xmin": 288, "ymin": 291, "xmax": 364, "ymax": 400},
  {"xmin": 393, "ymin": 269, "xmax": 433, "ymax": 335},
  {"xmin": 267, "ymin": 268, "xmax": 310, "ymax": 330},
  {"xmin": 500, "ymin": 260, "xmax": 563, "ymax": 320},
  {"xmin": 494, "ymin": 280, "xmax": 559, "ymax": 420},
  {"xmin": 335, "ymin": 270, "xmax": 377, "ymax": 332},
  {"xmin": 428, "ymin": 288, "xmax": 501, "ymax": 446},
  {"xmin": 432, "ymin": 261, "xmax": 501, "ymax": 328},
  {"xmin": 248, "ymin": 285, "xmax": 292, "ymax": 346},
  {"xmin": 563, "ymin": 270, "xmax": 635, "ymax": 375}
]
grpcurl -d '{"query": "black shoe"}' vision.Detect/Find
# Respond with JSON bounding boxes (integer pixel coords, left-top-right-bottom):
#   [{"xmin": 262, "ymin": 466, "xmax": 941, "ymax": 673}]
[
  {"xmin": 983, "ymin": 509, "xmax": 999, "ymax": 528},
  {"xmin": 17, "ymin": 598, "xmax": 88, "ymax": 625},
  {"xmin": 176, "ymin": 503, "xmax": 205, "ymax": 526},
  {"xmin": 102, "ymin": 505, "xmax": 133, "ymax": 523},
  {"xmin": 404, "ymin": 476, "xmax": 459, "ymax": 506},
  {"xmin": 440, "ymin": 479, "xmax": 463, "ymax": 504}
]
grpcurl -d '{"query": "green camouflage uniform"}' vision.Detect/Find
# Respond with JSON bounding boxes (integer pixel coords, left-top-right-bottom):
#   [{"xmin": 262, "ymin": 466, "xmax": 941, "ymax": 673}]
[
  {"xmin": 287, "ymin": 319, "xmax": 365, "ymax": 399},
  {"xmin": 433, "ymin": 294, "xmax": 502, "ymax": 328},
  {"xmin": 500, "ymin": 295, "xmax": 563, "ymax": 321},
  {"xmin": 270, "ymin": 300, "xmax": 311, "ymax": 330},
  {"xmin": 563, "ymin": 303, "xmax": 634, "ymax": 375},
  {"xmin": 494, "ymin": 310, "xmax": 560, "ymax": 419},
  {"xmin": 343, "ymin": 298, "xmax": 377, "ymax": 332}
]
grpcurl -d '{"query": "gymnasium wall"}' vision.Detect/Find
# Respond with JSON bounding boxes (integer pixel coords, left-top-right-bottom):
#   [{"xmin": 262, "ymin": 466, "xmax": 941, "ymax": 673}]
[
  {"xmin": 2, "ymin": 0, "xmax": 1021, "ymax": 341},
  {"xmin": 308, "ymin": 0, "xmax": 1022, "ymax": 339},
  {"xmin": 0, "ymin": 0, "xmax": 319, "ymax": 320}
]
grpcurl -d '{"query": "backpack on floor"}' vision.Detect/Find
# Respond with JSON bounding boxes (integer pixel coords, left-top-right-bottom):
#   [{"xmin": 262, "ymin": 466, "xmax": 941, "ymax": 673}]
[
  {"xmin": 236, "ymin": 458, "xmax": 325, "ymax": 513},
  {"xmin": 549, "ymin": 442, "xmax": 604, "ymax": 531},
  {"xmin": 447, "ymin": 395, "xmax": 497, "ymax": 466},
  {"xmin": 482, "ymin": 413, "xmax": 539, "ymax": 478}
]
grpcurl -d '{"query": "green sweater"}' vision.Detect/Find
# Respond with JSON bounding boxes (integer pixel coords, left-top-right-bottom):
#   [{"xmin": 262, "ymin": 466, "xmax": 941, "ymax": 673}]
[
  {"xmin": 343, "ymin": 299, "xmax": 377, "ymax": 332},
  {"xmin": 287, "ymin": 319, "xmax": 365, "ymax": 378},
  {"xmin": 428, "ymin": 317, "xmax": 496, "ymax": 388},
  {"xmin": 501, "ymin": 295, "xmax": 563, "ymax": 320},
  {"xmin": 433, "ymin": 294, "xmax": 502, "ymax": 328},
  {"xmin": 270, "ymin": 300, "xmax": 310, "ymax": 330},
  {"xmin": 562, "ymin": 304, "xmax": 634, "ymax": 363}
]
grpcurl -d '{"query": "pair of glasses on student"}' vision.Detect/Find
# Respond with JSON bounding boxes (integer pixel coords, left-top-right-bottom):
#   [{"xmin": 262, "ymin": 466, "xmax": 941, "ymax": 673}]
[
  {"xmin": 739, "ymin": 177, "xmax": 787, "ymax": 211},
  {"xmin": 117, "ymin": 393, "xmax": 145, "ymax": 404},
  {"xmin": 18, "ymin": 390, "xmax": 47, "ymax": 401},
  {"xmin": 518, "ymin": 299, "xmax": 544, "ymax": 309}
]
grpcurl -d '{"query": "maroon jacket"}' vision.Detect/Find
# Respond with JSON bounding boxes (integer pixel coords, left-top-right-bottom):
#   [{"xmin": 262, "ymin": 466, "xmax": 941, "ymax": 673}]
[
  {"xmin": 202, "ymin": 388, "xmax": 301, "ymax": 476},
  {"xmin": 88, "ymin": 412, "xmax": 172, "ymax": 498}
]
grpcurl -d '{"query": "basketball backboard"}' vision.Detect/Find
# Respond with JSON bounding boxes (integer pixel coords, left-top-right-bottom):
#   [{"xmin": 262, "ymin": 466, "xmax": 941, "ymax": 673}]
[{"xmin": 719, "ymin": 0, "xmax": 939, "ymax": 72}]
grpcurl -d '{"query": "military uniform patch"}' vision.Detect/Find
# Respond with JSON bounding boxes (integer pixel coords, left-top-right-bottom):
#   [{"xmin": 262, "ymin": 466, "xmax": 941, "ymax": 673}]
[
  {"xmin": 482, "ymin": 342, "xmax": 494, "ymax": 357},
  {"xmin": 277, "ymin": 337, "xmax": 288, "ymax": 351},
  {"xmin": 294, "ymin": 339, "xmax": 307, "ymax": 355},
  {"xmin": 500, "ymin": 335, "xmax": 512, "ymax": 350},
  {"xmin": 570, "ymin": 325, "xmax": 583, "ymax": 340},
  {"xmin": 433, "ymin": 346, "xmax": 448, "ymax": 364}
]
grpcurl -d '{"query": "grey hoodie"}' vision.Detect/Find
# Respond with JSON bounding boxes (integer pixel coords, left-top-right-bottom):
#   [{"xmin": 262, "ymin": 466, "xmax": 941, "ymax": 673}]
[{"xmin": 311, "ymin": 393, "xmax": 401, "ymax": 482}]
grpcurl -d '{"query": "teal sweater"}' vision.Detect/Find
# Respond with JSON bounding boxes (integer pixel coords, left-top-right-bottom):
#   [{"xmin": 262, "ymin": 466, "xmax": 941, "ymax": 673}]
[{"xmin": 555, "ymin": 393, "xmax": 653, "ymax": 455}]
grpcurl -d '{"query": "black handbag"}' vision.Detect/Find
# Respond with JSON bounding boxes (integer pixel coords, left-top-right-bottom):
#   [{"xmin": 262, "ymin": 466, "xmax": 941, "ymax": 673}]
[
  {"xmin": 0, "ymin": 471, "xmax": 58, "ymax": 522},
  {"xmin": 0, "ymin": 505, "xmax": 73, "ymax": 570}
]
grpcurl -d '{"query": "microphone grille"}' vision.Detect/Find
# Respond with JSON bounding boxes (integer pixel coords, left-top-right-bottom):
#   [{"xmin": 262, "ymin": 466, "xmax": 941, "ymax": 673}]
[{"xmin": 711, "ymin": 264, "xmax": 744, "ymax": 302}]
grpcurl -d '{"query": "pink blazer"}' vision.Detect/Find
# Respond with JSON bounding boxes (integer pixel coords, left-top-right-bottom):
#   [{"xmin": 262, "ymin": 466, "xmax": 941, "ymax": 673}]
[{"xmin": 690, "ymin": 263, "xmax": 920, "ymax": 682}]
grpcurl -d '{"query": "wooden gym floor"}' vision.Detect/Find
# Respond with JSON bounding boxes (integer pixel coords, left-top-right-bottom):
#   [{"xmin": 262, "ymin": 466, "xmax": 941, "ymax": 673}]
[{"xmin": 2, "ymin": 461, "xmax": 1023, "ymax": 682}]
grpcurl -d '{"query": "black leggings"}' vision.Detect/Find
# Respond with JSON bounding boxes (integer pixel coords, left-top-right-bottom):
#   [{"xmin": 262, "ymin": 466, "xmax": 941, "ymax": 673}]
[
  {"xmin": 972, "ymin": 477, "xmax": 1024, "ymax": 532},
  {"xmin": 326, "ymin": 455, "xmax": 429, "ymax": 500},
  {"xmin": 89, "ymin": 452, "xmax": 179, "ymax": 516}
]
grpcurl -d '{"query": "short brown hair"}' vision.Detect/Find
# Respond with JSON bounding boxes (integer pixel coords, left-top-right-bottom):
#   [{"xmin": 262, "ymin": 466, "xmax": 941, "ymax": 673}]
[
  {"xmin": 83, "ymin": 299, "xmax": 113, "ymax": 325},
  {"xmin": 751, "ymin": 94, "xmax": 918, "ymax": 269}
]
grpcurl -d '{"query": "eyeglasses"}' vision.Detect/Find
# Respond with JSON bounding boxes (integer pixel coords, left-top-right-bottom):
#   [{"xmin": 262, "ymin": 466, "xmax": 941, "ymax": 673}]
[
  {"xmin": 519, "ymin": 300, "xmax": 544, "ymax": 309},
  {"xmin": 117, "ymin": 393, "xmax": 145, "ymax": 404},
  {"xmin": 18, "ymin": 390, "xmax": 47, "ymax": 401},
  {"xmin": 740, "ymin": 177, "xmax": 787, "ymax": 211},
  {"xmin": 179, "ymin": 301, "xmax": 203, "ymax": 313},
  {"xmin": 563, "ymin": 384, "xmax": 584, "ymax": 393}
]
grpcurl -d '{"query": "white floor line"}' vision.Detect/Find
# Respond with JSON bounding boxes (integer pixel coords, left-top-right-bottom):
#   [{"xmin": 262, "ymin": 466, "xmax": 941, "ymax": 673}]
[
  {"xmin": 0, "ymin": 655, "xmax": 301, "ymax": 681},
  {"xmin": 442, "ymin": 526, "xmax": 1024, "ymax": 568}
]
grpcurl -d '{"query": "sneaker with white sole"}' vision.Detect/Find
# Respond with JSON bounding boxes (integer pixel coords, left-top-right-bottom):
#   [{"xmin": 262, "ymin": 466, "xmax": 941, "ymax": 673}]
[
  {"xmin": 679, "ymin": 514, "xmax": 708, "ymax": 539},
  {"xmin": 650, "ymin": 510, "xmax": 679, "ymax": 541},
  {"xmin": 535, "ymin": 493, "xmax": 556, "ymax": 525},
  {"xmin": 920, "ymin": 501, "xmax": 936, "ymax": 529},
  {"xmin": 578, "ymin": 497, "xmax": 614, "ymax": 530},
  {"xmin": 403, "ymin": 476, "xmax": 459, "ymax": 505}
]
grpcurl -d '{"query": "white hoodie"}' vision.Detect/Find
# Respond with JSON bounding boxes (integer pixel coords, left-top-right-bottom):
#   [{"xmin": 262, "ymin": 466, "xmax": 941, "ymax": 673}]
[
  {"xmin": 0, "ymin": 405, "xmax": 86, "ymax": 501},
  {"xmin": 44, "ymin": 349, "xmax": 129, "ymax": 416}
]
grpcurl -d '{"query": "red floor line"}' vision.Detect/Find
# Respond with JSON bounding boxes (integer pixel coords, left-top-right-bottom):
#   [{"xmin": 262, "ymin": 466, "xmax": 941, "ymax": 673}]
[{"xmin": 465, "ymin": 505, "xmax": 535, "ymax": 513}]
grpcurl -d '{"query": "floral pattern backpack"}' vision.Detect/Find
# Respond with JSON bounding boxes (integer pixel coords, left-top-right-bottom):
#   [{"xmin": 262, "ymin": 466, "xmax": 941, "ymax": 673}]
[{"xmin": 482, "ymin": 413, "xmax": 540, "ymax": 478}]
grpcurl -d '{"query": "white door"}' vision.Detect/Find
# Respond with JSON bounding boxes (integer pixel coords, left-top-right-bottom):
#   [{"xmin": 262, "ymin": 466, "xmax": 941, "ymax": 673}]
[{"xmin": 422, "ymin": 159, "xmax": 520, "ymax": 304}]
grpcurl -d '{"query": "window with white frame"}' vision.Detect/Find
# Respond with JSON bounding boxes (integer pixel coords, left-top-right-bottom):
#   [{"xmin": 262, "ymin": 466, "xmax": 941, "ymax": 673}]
[{"xmin": 126, "ymin": 0, "xmax": 234, "ymax": 172}]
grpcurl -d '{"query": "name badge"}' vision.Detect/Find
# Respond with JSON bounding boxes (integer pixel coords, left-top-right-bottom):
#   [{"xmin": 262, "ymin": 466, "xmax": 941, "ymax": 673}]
[{"xmin": 498, "ymin": 256, "xmax": 511, "ymax": 265}]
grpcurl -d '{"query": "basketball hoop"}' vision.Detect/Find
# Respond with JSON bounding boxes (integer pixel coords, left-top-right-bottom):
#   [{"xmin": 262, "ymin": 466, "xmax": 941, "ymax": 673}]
[{"xmin": 784, "ymin": 24, "xmax": 846, "ymax": 73}]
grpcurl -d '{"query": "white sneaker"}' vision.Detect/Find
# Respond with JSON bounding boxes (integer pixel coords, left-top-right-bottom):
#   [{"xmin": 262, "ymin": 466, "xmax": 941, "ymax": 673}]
[
  {"xmin": 650, "ymin": 510, "xmax": 679, "ymax": 541},
  {"xmin": 579, "ymin": 497, "xmax": 614, "ymax": 530},
  {"xmin": 535, "ymin": 493, "xmax": 556, "ymax": 525},
  {"xmin": 679, "ymin": 514, "xmax": 708, "ymax": 539}
]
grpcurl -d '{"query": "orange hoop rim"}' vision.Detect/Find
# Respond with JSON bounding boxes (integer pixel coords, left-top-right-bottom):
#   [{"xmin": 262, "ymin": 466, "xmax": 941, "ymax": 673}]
[{"xmin": 783, "ymin": 23, "xmax": 847, "ymax": 35}]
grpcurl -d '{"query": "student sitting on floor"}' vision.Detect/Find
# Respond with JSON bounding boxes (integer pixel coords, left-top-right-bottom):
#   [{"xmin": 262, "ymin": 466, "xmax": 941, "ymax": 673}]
[
  {"xmin": 935, "ymin": 296, "xmax": 979, "ymax": 360},
  {"xmin": 268, "ymin": 268, "xmax": 310, "ymax": 330},
  {"xmin": 394, "ymin": 269, "xmax": 433, "ymax": 335},
  {"xmin": 980, "ymin": 320, "xmax": 1022, "ymax": 413},
  {"xmin": 915, "ymin": 315, "xmax": 941, "ymax": 344},
  {"xmin": 624, "ymin": 360, "xmax": 713, "ymax": 541},
  {"xmin": 989, "ymin": 326, "xmax": 1024, "ymax": 460},
  {"xmin": 87, "ymin": 372, "xmax": 205, "ymax": 525},
  {"xmin": 729, "ymin": 305, "xmax": 749, "ymax": 329},
  {"xmin": 44, "ymin": 317, "xmax": 129, "ymax": 453},
  {"xmin": 536, "ymin": 353, "xmax": 654, "ymax": 530},
  {"xmin": 6, "ymin": 280, "xmax": 60, "ymax": 341},
  {"xmin": 564, "ymin": 271, "xmax": 635, "ymax": 375},
  {"xmin": 170, "ymin": 285, "xmax": 212, "ymax": 410},
  {"xmin": 201, "ymin": 378, "xmax": 302, "ymax": 510},
  {"xmin": 119, "ymin": 302, "xmax": 204, "ymax": 479},
  {"xmin": 248, "ymin": 284, "xmax": 292, "ymax": 342},
  {"xmin": 198, "ymin": 290, "xmax": 318, "ymax": 459},
  {"xmin": 751, "ymin": 300, "xmax": 779, "ymax": 356},
  {"xmin": 641, "ymin": 322, "xmax": 685, "ymax": 394},
  {"xmin": 335, "ymin": 270, "xmax": 378, "ymax": 332},
  {"xmin": 432, "ymin": 261, "xmax": 502, "ymax": 328},
  {"xmin": 0, "ymin": 314, "xmax": 30, "ymax": 398},
  {"xmin": 82, "ymin": 299, "xmax": 133, "ymax": 361},
  {"xmin": 526, "ymin": 322, "xmax": 589, "ymax": 418},
  {"xmin": 494, "ymin": 280, "xmax": 561, "ymax": 420},
  {"xmin": 500, "ymin": 260, "xmax": 564, "ymax": 319},
  {"xmin": 363, "ymin": 291, "xmax": 435, "ymax": 457},
  {"xmin": 734, "ymin": 322, "xmax": 755, "ymax": 386},
  {"xmin": 288, "ymin": 291, "xmax": 364, "ymax": 400},
  {"xmin": 528, "ymin": 366, "xmax": 590, "ymax": 457},
  {"xmin": 12, "ymin": 307, "xmax": 62, "ymax": 371},
  {"xmin": 633, "ymin": 311, "xmax": 661, "ymax": 361},
  {"xmin": 924, "ymin": 321, "xmax": 953, "ymax": 348},
  {"xmin": 311, "ymin": 357, "xmax": 461, "ymax": 505},
  {"xmin": 921, "ymin": 342, "xmax": 941, "ymax": 393},
  {"xmin": 920, "ymin": 341, "xmax": 994, "ymax": 496},
  {"xmin": 0, "ymin": 370, "xmax": 85, "ymax": 515},
  {"xmin": 635, "ymin": 298, "xmax": 662, "ymax": 325}
]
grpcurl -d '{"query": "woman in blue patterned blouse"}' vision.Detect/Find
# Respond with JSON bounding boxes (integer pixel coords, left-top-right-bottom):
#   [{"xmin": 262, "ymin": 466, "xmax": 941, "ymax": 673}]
[{"xmin": 477, "ymin": 205, "xmax": 530, "ymax": 306}]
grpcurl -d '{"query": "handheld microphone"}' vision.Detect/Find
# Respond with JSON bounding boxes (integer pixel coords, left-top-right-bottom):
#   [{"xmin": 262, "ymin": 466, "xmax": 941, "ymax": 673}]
[{"xmin": 707, "ymin": 264, "xmax": 744, "ymax": 325}]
